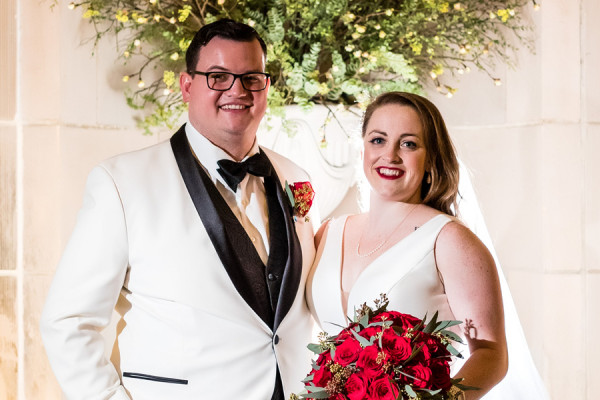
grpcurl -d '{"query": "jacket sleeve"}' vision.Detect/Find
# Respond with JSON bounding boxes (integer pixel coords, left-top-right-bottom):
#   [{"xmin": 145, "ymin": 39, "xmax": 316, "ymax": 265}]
[{"xmin": 40, "ymin": 165, "xmax": 132, "ymax": 400}]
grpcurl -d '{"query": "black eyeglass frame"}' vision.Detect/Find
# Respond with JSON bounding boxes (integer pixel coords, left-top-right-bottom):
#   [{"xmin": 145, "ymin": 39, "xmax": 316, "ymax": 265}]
[{"xmin": 191, "ymin": 71, "xmax": 271, "ymax": 92}]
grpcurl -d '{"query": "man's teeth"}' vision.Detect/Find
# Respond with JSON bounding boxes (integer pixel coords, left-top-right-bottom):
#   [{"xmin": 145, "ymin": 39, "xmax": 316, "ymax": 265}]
[
  {"xmin": 221, "ymin": 104, "xmax": 247, "ymax": 110},
  {"xmin": 379, "ymin": 168, "xmax": 401, "ymax": 176}
]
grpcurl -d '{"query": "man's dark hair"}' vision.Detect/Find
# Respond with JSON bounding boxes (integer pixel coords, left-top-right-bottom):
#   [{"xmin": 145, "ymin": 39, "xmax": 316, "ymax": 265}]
[{"xmin": 185, "ymin": 18, "xmax": 267, "ymax": 73}]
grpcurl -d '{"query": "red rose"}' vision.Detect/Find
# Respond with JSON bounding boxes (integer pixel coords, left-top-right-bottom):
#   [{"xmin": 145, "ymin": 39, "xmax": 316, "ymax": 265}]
[
  {"xmin": 336, "ymin": 327, "xmax": 355, "ymax": 342},
  {"xmin": 401, "ymin": 365, "xmax": 432, "ymax": 388},
  {"xmin": 410, "ymin": 338, "xmax": 432, "ymax": 364},
  {"xmin": 311, "ymin": 363, "xmax": 332, "ymax": 388},
  {"xmin": 333, "ymin": 337, "xmax": 362, "ymax": 366},
  {"xmin": 315, "ymin": 350, "xmax": 332, "ymax": 367},
  {"xmin": 356, "ymin": 345, "xmax": 384, "ymax": 379},
  {"xmin": 380, "ymin": 329, "xmax": 412, "ymax": 363},
  {"xmin": 288, "ymin": 181, "xmax": 315, "ymax": 218},
  {"xmin": 358, "ymin": 326, "xmax": 381, "ymax": 341},
  {"xmin": 367, "ymin": 374, "xmax": 401, "ymax": 400},
  {"xmin": 372, "ymin": 311, "xmax": 421, "ymax": 331},
  {"xmin": 429, "ymin": 359, "xmax": 452, "ymax": 390},
  {"xmin": 345, "ymin": 373, "xmax": 367, "ymax": 400}
]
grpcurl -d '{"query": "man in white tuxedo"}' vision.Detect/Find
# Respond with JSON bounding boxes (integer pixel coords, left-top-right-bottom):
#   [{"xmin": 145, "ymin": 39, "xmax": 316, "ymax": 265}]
[{"xmin": 40, "ymin": 19, "xmax": 318, "ymax": 400}]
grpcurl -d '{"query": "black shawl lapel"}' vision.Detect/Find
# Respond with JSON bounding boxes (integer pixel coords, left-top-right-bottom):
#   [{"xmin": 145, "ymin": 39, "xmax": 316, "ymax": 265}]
[
  {"xmin": 170, "ymin": 126, "xmax": 273, "ymax": 326},
  {"xmin": 267, "ymin": 162, "xmax": 303, "ymax": 332}
]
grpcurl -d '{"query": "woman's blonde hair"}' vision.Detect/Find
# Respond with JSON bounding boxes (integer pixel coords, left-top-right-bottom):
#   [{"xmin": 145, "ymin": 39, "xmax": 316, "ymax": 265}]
[{"xmin": 362, "ymin": 92, "xmax": 459, "ymax": 216}]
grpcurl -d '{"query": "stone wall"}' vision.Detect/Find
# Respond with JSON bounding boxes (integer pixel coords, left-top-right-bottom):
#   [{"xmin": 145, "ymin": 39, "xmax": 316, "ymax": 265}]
[{"xmin": 1, "ymin": 0, "xmax": 598, "ymax": 398}]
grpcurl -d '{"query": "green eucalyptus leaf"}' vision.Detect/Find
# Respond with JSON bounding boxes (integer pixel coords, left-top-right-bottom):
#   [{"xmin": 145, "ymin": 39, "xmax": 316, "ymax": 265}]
[
  {"xmin": 306, "ymin": 343, "xmax": 322, "ymax": 354},
  {"xmin": 350, "ymin": 328, "xmax": 373, "ymax": 348}
]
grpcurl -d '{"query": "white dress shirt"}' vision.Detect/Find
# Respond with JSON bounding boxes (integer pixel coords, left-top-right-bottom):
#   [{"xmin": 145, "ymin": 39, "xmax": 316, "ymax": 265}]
[{"xmin": 185, "ymin": 123, "xmax": 270, "ymax": 264}]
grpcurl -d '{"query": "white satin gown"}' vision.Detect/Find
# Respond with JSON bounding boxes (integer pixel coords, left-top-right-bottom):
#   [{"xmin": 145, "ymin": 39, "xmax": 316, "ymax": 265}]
[{"xmin": 307, "ymin": 213, "xmax": 549, "ymax": 399}]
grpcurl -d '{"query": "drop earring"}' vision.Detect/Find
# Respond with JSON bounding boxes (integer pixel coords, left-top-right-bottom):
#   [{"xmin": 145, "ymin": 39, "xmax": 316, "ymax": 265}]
[{"xmin": 426, "ymin": 172, "xmax": 432, "ymax": 184}]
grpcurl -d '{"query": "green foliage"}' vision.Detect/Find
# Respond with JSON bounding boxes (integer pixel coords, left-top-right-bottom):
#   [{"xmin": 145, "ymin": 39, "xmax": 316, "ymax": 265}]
[{"xmin": 66, "ymin": 0, "xmax": 535, "ymax": 133}]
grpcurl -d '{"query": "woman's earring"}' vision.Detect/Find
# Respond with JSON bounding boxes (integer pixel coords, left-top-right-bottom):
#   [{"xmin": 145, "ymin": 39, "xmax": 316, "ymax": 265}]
[{"xmin": 426, "ymin": 172, "xmax": 432, "ymax": 184}]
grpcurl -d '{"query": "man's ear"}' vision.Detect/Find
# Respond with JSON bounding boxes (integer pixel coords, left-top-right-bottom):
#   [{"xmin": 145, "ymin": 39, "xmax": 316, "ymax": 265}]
[{"xmin": 180, "ymin": 72, "xmax": 193, "ymax": 102}]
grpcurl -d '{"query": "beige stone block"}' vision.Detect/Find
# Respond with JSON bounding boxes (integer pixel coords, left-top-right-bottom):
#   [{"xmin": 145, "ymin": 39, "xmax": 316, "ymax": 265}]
[
  {"xmin": 58, "ymin": 126, "xmax": 160, "ymax": 239},
  {"xmin": 542, "ymin": 273, "xmax": 585, "ymax": 398},
  {"xmin": 22, "ymin": 125, "xmax": 62, "ymax": 275},
  {"xmin": 504, "ymin": 270, "xmax": 546, "ymax": 366},
  {"xmin": 540, "ymin": 0, "xmax": 581, "ymax": 121},
  {"xmin": 585, "ymin": 125, "xmax": 600, "ymax": 271},
  {"xmin": 506, "ymin": 6, "xmax": 542, "ymax": 124},
  {"xmin": 587, "ymin": 273, "xmax": 600, "ymax": 399},
  {"xmin": 0, "ymin": 126, "xmax": 17, "ymax": 270},
  {"xmin": 425, "ymin": 66, "xmax": 507, "ymax": 127},
  {"xmin": 95, "ymin": 38, "xmax": 154, "ymax": 128},
  {"xmin": 583, "ymin": 0, "xmax": 600, "ymax": 122},
  {"xmin": 19, "ymin": 1, "xmax": 61, "ymax": 122},
  {"xmin": 540, "ymin": 123, "xmax": 583, "ymax": 271},
  {"xmin": 0, "ymin": 0, "xmax": 16, "ymax": 120},
  {"xmin": 24, "ymin": 273, "xmax": 62, "ymax": 399},
  {"xmin": 58, "ymin": 6, "xmax": 99, "ymax": 126},
  {"xmin": 451, "ymin": 125, "xmax": 543, "ymax": 272},
  {"xmin": 0, "ymin": 276, "xmax": 18, "ymax": 399}
]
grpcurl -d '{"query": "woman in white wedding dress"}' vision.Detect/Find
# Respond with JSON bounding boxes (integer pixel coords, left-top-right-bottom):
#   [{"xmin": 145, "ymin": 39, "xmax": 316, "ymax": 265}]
[{"xmin": 307, "ymin": 92, "xmax": 548, "ymax": 399}]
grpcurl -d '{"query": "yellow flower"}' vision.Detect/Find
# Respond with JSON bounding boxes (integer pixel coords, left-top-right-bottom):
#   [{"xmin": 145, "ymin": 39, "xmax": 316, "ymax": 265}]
[
  {"xmin": 137, "ymin": 16, "xmax": 148, "ymax": 24},
  {"xmin": 122, "ymin": 75, "xmax": 130, "ymax": 82},
  {"xmin": 317, "ymin": 83, "xmax": 329, "ymax": 95},
  {"xmin": 355, "ymin": 25, "xmax": 366, "ymax": 34},
  {"xmin": 178, "ymin": 5, "xmax": 191, "ymax": 22},
  {"xmin": 137, "ymin": 80, "xmax": 145, "ymax": 88},
  {"xmin": 115, "ymin": 10, "xmax": 129, "ymax": 23},
  {"xmin": 82, "ymin": 9, "xmax": 99, "ymax": 19},
  {"xmin": 385, "ymin": 9, "xmax": 393, "ymax": 17},
  {"xmin": 170, "ymin": 52, "xmax": 179, "ymax": 61},
  {"xmin": 410, "ymin": 42, "xmax": 422, "ymax": 55},
  {"xmin": 179, "ymin": 38, "xmax": 191, "ymax": 51},
  {"xmin": 351, "ymin": 32, "xmax": 360, "ymax": 40},
  {"xmin": 497, "ymin": 9, "xmax": 510, "ymax": 22},
  {"xmin": 438, "ymin": 2, "xmax": 449, "ymax": 13},
  {"xmin": 217, "ymin": 0, "xmax": 226, "ymax": 5},
  {"xmin": 153, "ymin": 14, "xmax": 161, "ymax": 22},
  {"xmin": 379, "ymin": 31, "xmax": 386, "ymax": 39},
  {"xmin": 163, "ymin": 70, "xmax": 176, "ymax": 88}
]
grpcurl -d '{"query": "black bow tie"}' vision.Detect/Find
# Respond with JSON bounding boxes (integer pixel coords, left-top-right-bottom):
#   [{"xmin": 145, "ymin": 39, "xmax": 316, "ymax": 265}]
[{"xmin": 217, "ymin": 150, "xmax": 273, "ymax": 192}]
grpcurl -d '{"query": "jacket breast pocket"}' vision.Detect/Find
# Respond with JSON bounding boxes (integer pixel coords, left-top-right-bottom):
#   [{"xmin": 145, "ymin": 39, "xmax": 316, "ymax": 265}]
[{"xmin": 123, "ymin": 372, "xmax": 188, "ymax": 385}]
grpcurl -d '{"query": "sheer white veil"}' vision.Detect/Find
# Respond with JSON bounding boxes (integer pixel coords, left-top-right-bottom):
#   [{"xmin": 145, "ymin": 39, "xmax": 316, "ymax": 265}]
[{"xmin": 456, "ymin": 161, "xmax": 549, "ymax": 399}]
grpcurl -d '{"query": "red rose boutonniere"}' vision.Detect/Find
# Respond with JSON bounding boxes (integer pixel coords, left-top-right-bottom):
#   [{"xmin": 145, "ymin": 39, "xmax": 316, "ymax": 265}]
[{"xmin": 285, "ymin": 181, "xmax": 315, "ymax": 222}]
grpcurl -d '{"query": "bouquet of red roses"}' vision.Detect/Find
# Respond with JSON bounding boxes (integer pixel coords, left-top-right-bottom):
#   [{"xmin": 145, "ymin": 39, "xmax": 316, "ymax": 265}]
[{"xmin": 292, "ymin": 294, "xmax": 470, "ymax": 400}]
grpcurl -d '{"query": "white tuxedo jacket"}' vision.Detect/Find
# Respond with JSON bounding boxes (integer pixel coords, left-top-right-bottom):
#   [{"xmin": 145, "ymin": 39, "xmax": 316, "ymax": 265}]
[{"xmin": 40, "ymin": 127, "xmax": 318, "ymax": 399}]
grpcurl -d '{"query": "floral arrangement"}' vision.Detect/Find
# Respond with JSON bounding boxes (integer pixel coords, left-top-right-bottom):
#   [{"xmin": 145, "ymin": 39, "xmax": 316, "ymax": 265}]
[
  {"xmin": 286, "ymin": 181, "xmax": 315, "ymax": 221},
  {"xmin": 291, "ymin": 294, "xmax": 471, "ymax": 399},
  {"xmin": 63, "ymin": 0, "xmax": 538, "ymax": 133}
]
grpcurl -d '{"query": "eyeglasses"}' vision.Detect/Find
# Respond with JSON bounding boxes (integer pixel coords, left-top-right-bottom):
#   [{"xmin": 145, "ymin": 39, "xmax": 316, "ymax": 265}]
[{"xmin": 191, "ymin": 71, "xmax": 270, "ymax": 92}]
